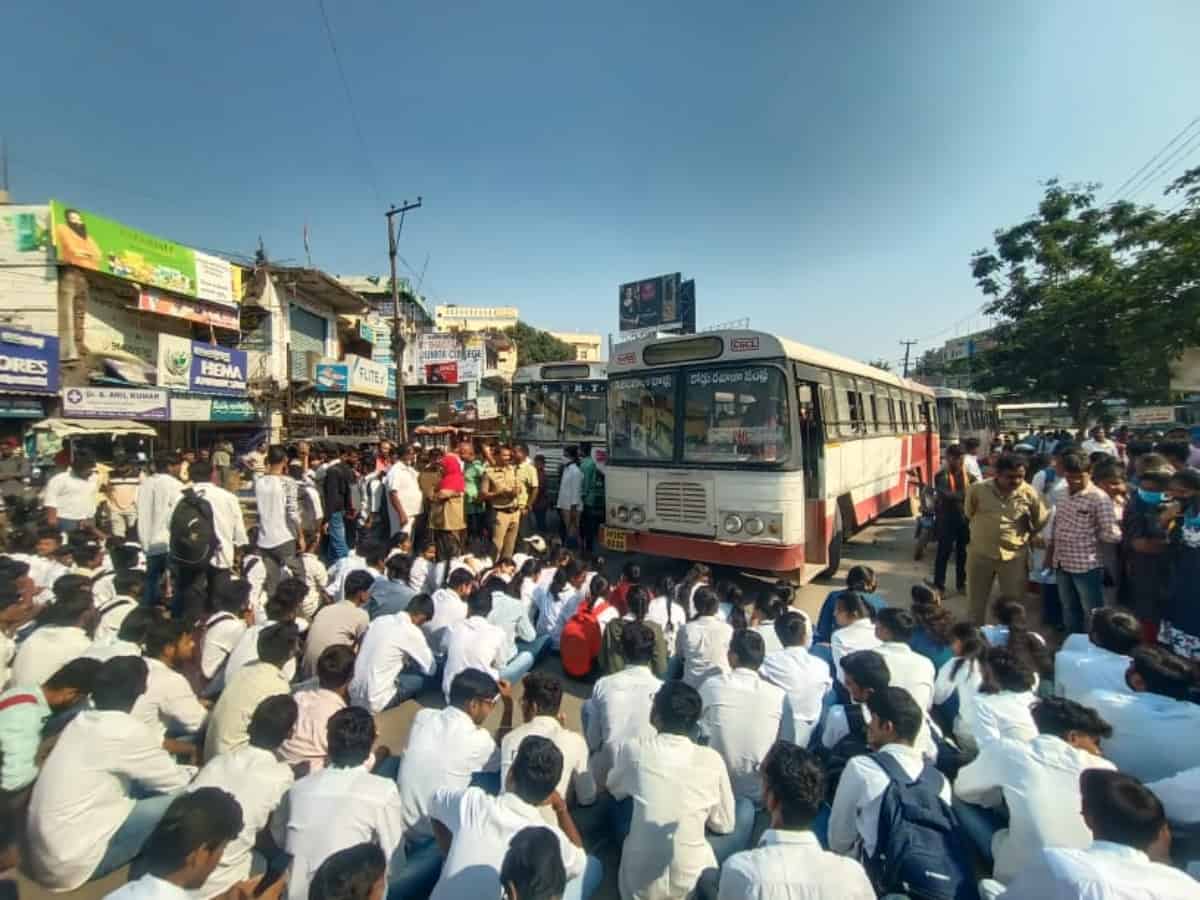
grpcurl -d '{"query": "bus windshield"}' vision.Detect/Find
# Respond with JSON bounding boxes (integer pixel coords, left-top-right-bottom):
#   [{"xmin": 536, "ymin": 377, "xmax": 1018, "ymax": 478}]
[
  {"xmin": 563, "ymin": 389, "xmax": 607, "ymax": 439},
  {"xmin": 609, "ymin": 373, "xmax": 675, "ymax": 462},
  {"xmin": 683, "ymin": 364, "xmax": 790, "ymax": 463},
  {"xmin": 513, "ymin": 385, "xmax": 561, "ymax": 442}
]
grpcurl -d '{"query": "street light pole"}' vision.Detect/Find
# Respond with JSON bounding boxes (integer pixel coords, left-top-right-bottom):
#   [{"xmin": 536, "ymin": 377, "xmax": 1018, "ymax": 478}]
[{"xmin": 386, "ymin": 198, "xmax": 422, "ymax": 442}]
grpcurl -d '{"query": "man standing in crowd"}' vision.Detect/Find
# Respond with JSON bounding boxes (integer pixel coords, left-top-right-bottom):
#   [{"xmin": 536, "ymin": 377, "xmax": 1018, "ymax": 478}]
[
  {"xmin": 137, "ymin": 451, "xmax": 184, "ymax": 609},
  {"xmin": 386, "ymin": 443, "xmax": 422, "ymax": 539},
  {"xmin": 462, "ymin": 440, "xmax": 487, "ymax": 541},
  {"xmin": 579, "ymin": 442, "xmax": 605, "ymax": 553},
  {"xmin": 1082, "ymin": 425, "xmax": 1120, "ymax": 458},
  {"xmin": 256, "ymin": 446, "xmax": 304, "ymax": 594},
  {"xmin": 964, "ymin": 453, "xmax": 1048, "ymax": 623},
  {"xmin": 482, "ymin": 444, "xmax": 521, "ymax": 559},
  {"xmin": 43, "ymin": 447, "xmax": 100, "ymax": 534},
  {"xmin": 557, "ymin": 446, "xmax": 584, "ymax": 546},
  {"xmin": 323, "ymin": 446, "xmax": 358, "ymax": 564},
  {"xmin": 179, "ymin": 459, "xmax": 248, "ymax": 615},
  {"xmin": 930, "ymin": 443, "xmax": 975, "ymax": 595},
  {"xmin": 514, "ymin": 443, "xmax": 539, "ymax": 537},
  {"xmin": 962, "ymin": 437, "xmax": 984, "ymax": 480}
]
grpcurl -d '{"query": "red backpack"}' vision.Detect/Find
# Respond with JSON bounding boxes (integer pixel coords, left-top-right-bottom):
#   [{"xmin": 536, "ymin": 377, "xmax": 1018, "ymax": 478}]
[{"xmin": 560, "ymin": 600, "xmax": 611, "ymax": 678}]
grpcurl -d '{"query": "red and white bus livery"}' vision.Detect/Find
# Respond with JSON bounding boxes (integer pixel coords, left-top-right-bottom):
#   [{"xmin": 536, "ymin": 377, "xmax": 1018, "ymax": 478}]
[{"xmin": 602, "ymin": 330, "xmax": 938, "ymax": 583}]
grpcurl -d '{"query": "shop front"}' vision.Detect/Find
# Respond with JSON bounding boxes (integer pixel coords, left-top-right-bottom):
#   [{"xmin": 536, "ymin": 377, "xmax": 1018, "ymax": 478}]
[
  {"xmin": 157, "ymin": 335, "xmax": 261, "ymax": 451},
  {"xmin": 0, "ymin": 327, "xmax": 60, "ymax": 442}
]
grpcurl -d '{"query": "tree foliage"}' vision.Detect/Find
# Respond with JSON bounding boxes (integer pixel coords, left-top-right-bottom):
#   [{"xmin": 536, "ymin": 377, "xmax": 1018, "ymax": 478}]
[
  {"xmin": 866, "ymin": 359, "xmax": 892, "ymax": 372},
  {"xmin": 969, "ymin": 172, "xmax": 1200, "ymax": 425},
  {"xmin": 504, "ymin": 321, "xmax": 575, "ymax": 367}
]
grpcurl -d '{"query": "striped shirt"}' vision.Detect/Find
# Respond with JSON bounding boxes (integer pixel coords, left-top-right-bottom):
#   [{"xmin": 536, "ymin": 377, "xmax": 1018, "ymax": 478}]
[{"xmin": 1052, "ymin": 483, "xmax": 1122, "ymax": 573}]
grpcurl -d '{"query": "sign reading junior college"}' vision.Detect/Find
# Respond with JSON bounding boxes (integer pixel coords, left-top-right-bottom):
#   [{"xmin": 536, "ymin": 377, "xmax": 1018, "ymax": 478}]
[{"xmin": 0, "ymin": 329, "xmax": 60, "ymax": 394}]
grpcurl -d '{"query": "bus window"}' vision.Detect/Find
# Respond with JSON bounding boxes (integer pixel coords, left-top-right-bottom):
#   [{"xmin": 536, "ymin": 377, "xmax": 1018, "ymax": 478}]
[
  {"xmin": 898, "ymin": 396, "xmax": 909, "ymax": 430},
  {"xmin": 885, "ymin": 398, "xmax": 896, "ymax": 432},
  {"xmin": 833, "ymin": 376, "xmax": 856, "ymax": 437},
  {"xmin": 513, "ymin": 385, "xmax": 562, "ymax": 442},
  {"xmin": 683, "ymin": 365, "xmax": 790, "ymax": 463},
  {"xmin": 563, "ymin": 386, "xmax": 607, "ymax": 439},
  {"xmin": 608, "ymin": 374, "xmax": 675, "ymax": 462},
  {"xmin": 868, "ymin": 393, "xmax": 880, "ymax": 432}
]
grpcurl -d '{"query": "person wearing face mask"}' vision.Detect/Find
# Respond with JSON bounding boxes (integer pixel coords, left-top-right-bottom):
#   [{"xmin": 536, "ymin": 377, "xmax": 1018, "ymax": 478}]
[
  {"xmin": 1159, "ymin": 467, "xmax": 1200, "ymax": 660},
  {"xmin": 1120, "ymin": 457, "xmax": 1175, "ymax": 644}
]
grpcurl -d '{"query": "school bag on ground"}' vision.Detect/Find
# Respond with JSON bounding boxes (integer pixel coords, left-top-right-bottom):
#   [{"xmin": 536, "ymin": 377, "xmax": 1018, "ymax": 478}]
[
  {"xmin": 170, "ymin": 488, "xmax": 218, "ymax": 567},
  {"xmin": 864, "ymin": 752, "xmax": 979, "ymax": 900},
  {"xmin": 560, "ymin": 600, "xmax": 611, "ymax": 678}
]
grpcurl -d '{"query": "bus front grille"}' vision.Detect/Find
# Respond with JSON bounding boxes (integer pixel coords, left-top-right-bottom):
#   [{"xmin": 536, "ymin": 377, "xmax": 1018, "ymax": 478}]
[{"xmin": 654, "ymin": 481, "xmax": 709, "ymax": 525}]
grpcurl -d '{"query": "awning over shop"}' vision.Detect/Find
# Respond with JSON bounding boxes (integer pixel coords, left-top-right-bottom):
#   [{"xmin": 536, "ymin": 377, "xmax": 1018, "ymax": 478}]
[{"xmin": 31, "ymin": 418, "xmax": 158, "ymax": 438}]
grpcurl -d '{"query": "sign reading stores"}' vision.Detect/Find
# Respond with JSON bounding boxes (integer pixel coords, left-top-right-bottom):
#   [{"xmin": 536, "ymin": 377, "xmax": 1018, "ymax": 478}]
[
  {"xmin": 63, "ymin": 387, "xmax": 168, "ymax": 420},
  {"xmin": 157, "ymin": 335, "xmax": 248, "ymax": 397},
  {"xmin": 0, "ymin": 329, "xmax": 59, "ymax": 394}
]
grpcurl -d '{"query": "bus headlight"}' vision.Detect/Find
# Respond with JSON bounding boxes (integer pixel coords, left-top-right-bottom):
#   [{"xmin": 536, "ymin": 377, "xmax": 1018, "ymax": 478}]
[
  {"xmin": 723, "ymin": 513, "xmax": 744, "ymax": 534},
  {"xmin": 630, "ymin": 507, "xmax": 646, "ymax": 525},
  {"xmin": 744, "ymin": 515, "xmax": 766, "ymax": 536},
  {"xmin": 616, "ymin": 505, "xmax": 630, "ymax": 523}
]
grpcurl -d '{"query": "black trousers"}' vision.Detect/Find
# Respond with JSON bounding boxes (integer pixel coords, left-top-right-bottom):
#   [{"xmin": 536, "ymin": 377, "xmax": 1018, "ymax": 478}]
[{"xmin": 934, "ymin": 516, "xmax": 969, "ymax": 590}]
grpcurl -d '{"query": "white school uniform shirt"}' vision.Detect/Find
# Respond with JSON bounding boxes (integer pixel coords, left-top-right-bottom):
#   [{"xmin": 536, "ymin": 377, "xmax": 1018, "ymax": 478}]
[
  {"xmin": 441, "ymin": 616, "xmax": 508, "ymax": 699},
  {"xmin": 409, "ymin": 557, "xmax": 435, "ymax": 594},
  {"xmin": 278, "ymin": 765, "xmax": 406, "ymax": 900},
  {"xmin": 499, "ymin": 715, "xmax": 596, "ymax": 825},
  {"xmin": 192, "ymin": 482, "xmax": 248, "ymax": 569},
  {"xmin": 200, "ymin": 612, "xmax": 247, "ymax": 683},
  {"xmin": 135, "ymin": 472, "xmax": 183, "ymax": 555},
  {"xmin": 830, "ymin": 619, "xmax": 881, "ymax": 684},
  {"xmin": 398, "ymin": 705, "xmax": 499, "ymax": 840},
  {"xmin": 821, "ymin": 703, "xmax": 939, "ymax": 762},
  {"xmin": 295, "ymin": 553, "xmax": 328, "ymax": 619},
  {"xmin": 0, "ymin": 630, "xmax": 13, "ymax": 691},
  {"xmin": 428, "ymin": 786, "xmax": 585, "ymax": 900},
  {"xmin": 85, "ymin": 637, "xmax": 143, "ymax": 662},
  {"xmin": 425, "ymin": 588, "xmax": 469, "ymax": 654},
  {"xmin": 350, "ymin": 611, "xmax": 435, "ymax": 714},
  {"xmin": 107, "ymin": 875, "xmax": 190, "ymax": 900},
  {"xmin": 954, "ymin": 734, "xmax": 1117, "ymax": 884},
  {"xmin": 964, "ymin": 454, "xmax": 983, "ymax": 480},
  {"xmin": 828, "ymin": 742, "xmax": 951, "ymax": 858},
  {"xmin": 9, "ymin": 624, "xmax": 91, "ymax": 688},
  {"xmin": 584, "ymin": 663, "xmax": 661, "ymax": 752},
  {"xmin": 753, "ymin": 622, "xmax": 785, "ymax": 656},
  {"xmin": 254, "ymin": 474, "xmax": 299, "ymax": 550},
  {"xmin": 43, "ymin": 470, "xmax": 100, "ymax": 521},
  {"xmin": 874, "ymin": 641, "xmax": 936, "ymax": 711},
  {"xmin": 131, "ymin": 656, "xmax": 208, "ymax": 737},
  {"xmin": 759, "ymin": 646, "xmax": 833, "ymax": 747},
  {"xmin": 966, "ymin": 689, "xmax": 1038, "ymax": 747},
  {"xmin": 1001, "ymin": 840, "xmax": 1200, "ymax": 900},
  {"xmin": 608, "ymin": 732, "xmax": 737, "ymax": 900},
  {"xmin": 534, "ymin": 583, "xmax": 582, "ymax": 648},
  {"xmin": 717, "ymin": 829, "xmax": 876, "ymax": 900},
  {"xmin": 556, "ymin": 462, "xmax": 583, "ymax": 511},
  {"xmin": 1055, "ymin": 644, "xmax": 1132, "ymax": 703},
  {"xmin": 188, "ymin": 745, "xmax": 294, "ymax": 900},
  {"xmin": 92, "ymin": 595, "xmax": 138, "ymax": 647},
  {"xmin": 646, "ymin": 595, "xmax": 687, "ymax": 654},
  {"xmin": 224, "ymin": 622, "xmax": 298, "ymax": 683},
  {"xmin": 699, "ymin": 668, "xmax": 785, "ymax": 804},
  {"xmin": 1148, "ymin": 765, "xmax": 1200, "ymax": 826},
  {"xmin": 26, "ymin": 709, "xmax": 196, "ymax": 891},
  {"xmin": 1080, "ymin": 688, "xmax": 1200, "ymax": 783},
  {"xmin": 676, "ymin": 615, "xmax": 733, "ymax": 688}
]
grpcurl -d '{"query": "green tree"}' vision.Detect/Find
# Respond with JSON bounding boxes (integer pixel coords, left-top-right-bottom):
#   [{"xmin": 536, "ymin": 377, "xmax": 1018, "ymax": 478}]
[
  {"xmin": 504, "ymin": 321, "xmax": 575, "ymax": 367},
  {"xmin": 866, "ymin": 359, "xmax": 892, "ymax": 372}
]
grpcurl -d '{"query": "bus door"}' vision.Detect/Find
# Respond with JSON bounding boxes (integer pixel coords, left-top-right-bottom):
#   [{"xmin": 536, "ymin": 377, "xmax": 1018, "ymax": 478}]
[{"xmin": 794, "ymin": 365, "xmax": 830, "ymax": 566}]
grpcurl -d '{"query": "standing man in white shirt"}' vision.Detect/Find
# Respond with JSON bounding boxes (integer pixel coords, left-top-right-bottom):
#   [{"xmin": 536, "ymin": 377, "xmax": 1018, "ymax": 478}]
[
  {"xmin": 350, "ymin": 594, "xmax": 437, "ymax": 713},
  {"xmin": 276, "ymin": 706, "xmax": 405, "ymax": 900},
  {"xmin": 760, "ymin": 610, "xmax": 832, "ymax": 747},
  {"xmin": 955, "ymin": 696, "xmax": 1117, "ymax": 889},
  {"xmin": 255, "ymin": 446, "xmax": 304, "ymax": 595},
  {"xmin": 1081, "ymin": 644, "xmax": 1200, "ymax": 783},
  {"xmin": 1001, "ymin": 769, "xmax": 1199, "ymax": 899},
  {"xmin": 186, "ymin": 458, "xmax": 248, "ymax": 614},
  {"xmin": 386, "ymin": 443, "xmax": 423, "ymax": 539},
  {"xmin": 962, "ymin": 437, "xmax": 984, "ymax": 480},
  {"xmin": 715, "ymin": 742, "xmax": 875, "ymax": 900},
  {"xmin": 873, "ymin": 608, "xmax": 936, "ymax": 711},
  {"xmin": 429, "ymin": 736, "xmax": 598, "ymax": 900},
  {"xmin": 556, "ymin": 446, "xmax": 584, "ymax": 547},
  {"xmin": 136, "ymin": 451, "xmax": 185, "ymax": 610},
  {"xmin": 26, "ymin": 656, "xmax": 197, "ymax": 891},
  {"xmin": 42, "ymin": 447, "xmax": 100, "ymax": 534},
  {"xmin": 675, "ymin": 586, "xmax": 733, "ymax": 688},
  {"xmin": 395, "ymin": 669, "xmax": 513, "ymax": 900},
  {"xmin": 1081, "ymin": 425, "xmax": 1120, "ymax": 458},
  {"xmin": 500, "ymin": 672, "xmax": 597, "ymax": 824},
  {"xmin": 608, "ymin": 680, "xmax": 737, "ymax": 900}
]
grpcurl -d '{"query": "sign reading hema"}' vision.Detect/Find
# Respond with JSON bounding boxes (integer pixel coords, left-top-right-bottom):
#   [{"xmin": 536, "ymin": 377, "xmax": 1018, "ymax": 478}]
[
  {"xmin": 0, "ymin": 329, "xmax": 59, "ymax": 394},
  {"xmin": 157, "ymin": 335, "xmax": 248, "ymax": 396}
]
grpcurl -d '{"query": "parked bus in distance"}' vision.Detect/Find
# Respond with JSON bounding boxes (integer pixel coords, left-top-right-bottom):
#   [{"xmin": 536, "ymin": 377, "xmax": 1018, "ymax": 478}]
[
  {"xmin": 510, "ymin": 361, "xmax": 607, "ymax": 494},
  {"xmin": 933, "ymin": 386, "xmax": 996, "ymax": 449},
  {"xmin": 603, "ymin": 330, "xmax": 937, "ymax": 583}
]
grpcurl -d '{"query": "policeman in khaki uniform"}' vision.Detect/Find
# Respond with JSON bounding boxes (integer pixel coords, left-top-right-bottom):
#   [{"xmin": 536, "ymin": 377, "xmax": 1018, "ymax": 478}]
[
  {"xmin": 514, "ymin": 443, "xmax": 539, "ymax": 537},
  {"xmin": 482, "ymin": 444, "xmax": 522, "ymax": 559}
]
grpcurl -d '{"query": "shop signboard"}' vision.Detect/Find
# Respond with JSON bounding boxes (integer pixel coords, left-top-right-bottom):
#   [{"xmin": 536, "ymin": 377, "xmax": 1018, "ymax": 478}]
[
  {"xmin": 0, "ymin": 206, "xmax": 57, "ymax": 331},
  {"xmin": 346, "ymin": 354, "xmax": 393, "ymax": 399},
  {"xmin": 475, "ymin": 395, "xmax": 498, "ymax": 419},
  {"xmin": 416, "ymin": 333, "xmax": 482, "ymax": 384},
  {"xmin": 1128, "ymin": 406, "xmax": 1177, "ymax": 426},
  {"xmin": 0, "ymin": 398, "xmax": 46, "ymax": 419},
  {"xmin": 170, "ymin": 397, "xmax": 212, "ymax": 421},
  {"xmin": 0, "ymin": 328, "xmax": 60, "ymax": 394},
  {"xmin": 425, "ymin": 362, "xmax": 458, "ymax": 384},
  {"xmin": 211, "ymin": 398, "xmax": 258, "ymax": 421},
  {"xmin": 49, "ymin": 200, "xmax": 242, "ymax": 307},
  {"xmin": 62, "ymin": 387, "xmax": 168, "ymax": 420},
  {"xmin": 314, "ymin": 362, "xmax": 350, "ymax": 392},
  {"xmin": 137, "ymin": 289, "xmax": 239, "ymax": 330},
  {"xmin": 418, "ymin": 333, "xmax": 459, "ymax": 365},
  {"xmin": 295, "ymin": 394, "xmax": 345, "ymax": 418},
  {"xmin": 157, "ymin": 336, "xmax": 248, "ymax": 397}
]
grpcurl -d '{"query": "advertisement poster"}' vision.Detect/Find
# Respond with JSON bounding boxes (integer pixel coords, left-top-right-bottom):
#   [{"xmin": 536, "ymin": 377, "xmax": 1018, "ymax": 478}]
[
  {"xmin": 0, "ymin": 206, "xmax": 58, "ymax": 331},
  {"xmin": 475, "ymin": 396, "xmax": 498, "ymax": 419},
  {"xmin": 62, "ymin": 387, "xmax": 169, "ymax": 420},
  {"xmin": 346, "ymin": 354, "xmax": 392, "ymax": 398},
  {"xmin": 0, "ymin": 329, "xmax": 60, "ymax": 394},
  {"xmin": 425, "ymin": 362, "xmax": 458, "ymax": 384},
  {"xmin": 138, "ymin": 289, "xmax": 239, "ymax": 330},
  {"xmin": 157, "ymin": 335, "xmax": 248, "ymax": 396},
  {"xmin": 618, "ymin": 273, "xmax": 695, "ymax": 334},
  {"xmin": 315, "ymin": 362, "xmax": 349, "ymax": 392},
  {"xmin": 170, "ymin": 397, "xmax": 212, "ymax": 421},
  {"xmin": 49, "ymin": 200, "xmax": 242, "ymax": 308}
]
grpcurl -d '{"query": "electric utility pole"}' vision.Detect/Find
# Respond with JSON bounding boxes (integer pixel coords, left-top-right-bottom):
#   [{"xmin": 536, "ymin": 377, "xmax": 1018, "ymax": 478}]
[
  {"xmin": 386, "ymin": 198, "xmax": 422, "ymax": 442},
  {"xmin": 900, "ymin": 339, "xmax": 917, "ymax": 377}
]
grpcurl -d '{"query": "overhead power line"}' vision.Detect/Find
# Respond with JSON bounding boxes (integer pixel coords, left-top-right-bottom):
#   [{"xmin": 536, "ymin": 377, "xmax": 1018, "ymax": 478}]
[{"xmin": 1110, "ymin": 115, "xmax": 1200, "ymax": 202}]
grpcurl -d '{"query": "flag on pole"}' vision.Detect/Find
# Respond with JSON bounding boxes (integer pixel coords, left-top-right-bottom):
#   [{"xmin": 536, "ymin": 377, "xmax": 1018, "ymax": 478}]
[{"xmin": 303, "ymin": 223, "xmax": 311, "ymax": 266}]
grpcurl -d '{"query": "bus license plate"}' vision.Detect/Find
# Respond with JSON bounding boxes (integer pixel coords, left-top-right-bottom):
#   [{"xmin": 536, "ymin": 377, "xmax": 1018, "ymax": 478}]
[{"xmin": 601, "ymin": 527, "xmax": 629, "ymax": 552}]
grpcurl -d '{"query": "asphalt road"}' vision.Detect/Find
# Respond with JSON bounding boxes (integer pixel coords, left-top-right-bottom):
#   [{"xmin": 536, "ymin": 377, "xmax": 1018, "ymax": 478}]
[{"xmin": 16, "ymin": 517, "xmax": 939, "ymax": 900}]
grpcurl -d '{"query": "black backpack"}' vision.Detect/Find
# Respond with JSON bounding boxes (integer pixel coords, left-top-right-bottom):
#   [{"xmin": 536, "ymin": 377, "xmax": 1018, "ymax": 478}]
[
  {"xmin": 169, "ymin": 488, "xmax": 218, "ymax": 567},
  {"xmin": 865, "ymin": 752, "xmax": 978, "ymax": 900},
  {"xmin": 820, "ymin": 703, "xmax": 870, "ymax": 802}
]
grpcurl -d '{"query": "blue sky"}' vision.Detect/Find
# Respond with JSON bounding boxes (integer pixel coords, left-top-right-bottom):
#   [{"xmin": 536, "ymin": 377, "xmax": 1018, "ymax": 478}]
[{"xmin": 4, "ymin": 1, "xmax": 1199, "ymax": 366}]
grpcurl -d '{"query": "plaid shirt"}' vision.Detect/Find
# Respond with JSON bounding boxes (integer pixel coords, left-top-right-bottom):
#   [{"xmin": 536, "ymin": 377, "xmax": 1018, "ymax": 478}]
[{"xmin": 1052, "ymin": 482, "xmax": 1122, "ymax": 573}]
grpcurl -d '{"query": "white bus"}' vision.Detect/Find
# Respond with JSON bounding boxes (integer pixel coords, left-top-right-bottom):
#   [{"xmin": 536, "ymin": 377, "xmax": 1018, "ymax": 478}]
[
  {"xmin": 933, "ymin": 387, "xmax": 996, "ymax": 449},
  {"xmin": 510, "ymin": 361, "xmax": 607, "ymax": 494},
  {"xmin": 603, "ymin": 330, "xmax": 938, "ymax": 582}
]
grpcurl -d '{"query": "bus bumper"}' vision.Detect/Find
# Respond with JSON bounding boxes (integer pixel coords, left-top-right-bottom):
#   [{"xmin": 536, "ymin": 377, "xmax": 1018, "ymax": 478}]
[{"xmin": 602, "ymin": 527, "xmax": 805, "ymax": 572}]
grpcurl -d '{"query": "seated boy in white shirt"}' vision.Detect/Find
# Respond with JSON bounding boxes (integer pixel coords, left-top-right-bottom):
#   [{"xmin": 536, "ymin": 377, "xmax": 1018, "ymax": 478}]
[
  {"xmin": 1055, "ymin": 607, "xmax": 1139, "ymax": 702},
  {"xmin": 132, "ymin": 618, "xmax": 209, "ymax": 742},
  {"xmin": 349, "ymin": 594, "xmax": 437, "ymax": 713}
]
